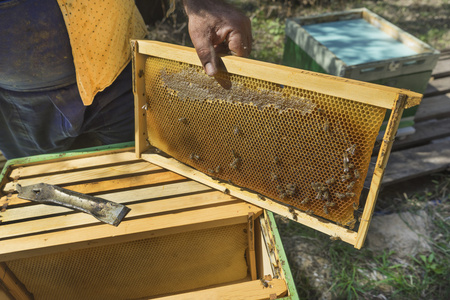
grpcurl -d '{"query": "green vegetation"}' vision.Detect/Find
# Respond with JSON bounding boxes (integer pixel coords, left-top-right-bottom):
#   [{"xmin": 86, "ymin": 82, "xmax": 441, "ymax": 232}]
[{"xmin": 276, "ymin": 170, "xmax": 450, "ymax": 299}]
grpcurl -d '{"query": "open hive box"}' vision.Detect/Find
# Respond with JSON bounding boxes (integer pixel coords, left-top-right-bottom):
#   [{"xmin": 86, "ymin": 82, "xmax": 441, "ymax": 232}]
[{"xmin": 0, "ymin": 145, "xmax": 295, "ymax": 299}]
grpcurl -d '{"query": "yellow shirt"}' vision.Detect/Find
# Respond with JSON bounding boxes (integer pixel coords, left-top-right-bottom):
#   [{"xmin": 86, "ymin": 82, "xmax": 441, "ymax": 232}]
[{"xmin": 57, "ymin": 0, "xmax": 148, "ymax": 105}]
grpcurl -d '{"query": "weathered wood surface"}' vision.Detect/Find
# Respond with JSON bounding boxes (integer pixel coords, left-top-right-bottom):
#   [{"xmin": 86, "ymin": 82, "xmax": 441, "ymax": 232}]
[{"xmin": 377, "ymin": 49, "xmax": 450, "ymax": 186}]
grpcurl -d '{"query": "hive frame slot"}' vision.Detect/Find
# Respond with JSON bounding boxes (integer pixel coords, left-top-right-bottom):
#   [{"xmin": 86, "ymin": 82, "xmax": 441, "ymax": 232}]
[{"xmin": 132, "ymin": 40, "xmax": 422, "ymax": 249}]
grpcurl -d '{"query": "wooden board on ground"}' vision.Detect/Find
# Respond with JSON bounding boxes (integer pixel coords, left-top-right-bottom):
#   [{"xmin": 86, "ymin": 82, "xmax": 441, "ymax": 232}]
[{"xmin": 367, "ymin": 140, "xmax": 450, "ymax": 187}]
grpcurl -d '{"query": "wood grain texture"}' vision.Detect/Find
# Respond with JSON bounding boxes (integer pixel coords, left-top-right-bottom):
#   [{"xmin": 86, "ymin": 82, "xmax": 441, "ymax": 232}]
[
  {"xmin": 8, "ymin": 150, "xmax": 138, "ymax": 179},
  {"xmin": 153, "ymin": 279, "xmax": 287, "ymax": 300},
  {"xmin": 135, "ymin": 40, "xmax": 422, "ymax": 109},
  {"xmin": 0, "ymin": 202, "xmax": 262, "ymax": 262}
]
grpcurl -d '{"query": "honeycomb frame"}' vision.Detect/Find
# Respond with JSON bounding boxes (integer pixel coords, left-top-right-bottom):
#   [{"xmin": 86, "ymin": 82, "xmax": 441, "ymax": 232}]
[{"xmin": 132, "ymin": 40, "xmax": 422, "ymax": 249}]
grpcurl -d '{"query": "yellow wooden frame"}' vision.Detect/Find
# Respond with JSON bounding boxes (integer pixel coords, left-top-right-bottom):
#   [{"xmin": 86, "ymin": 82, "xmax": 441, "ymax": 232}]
[{"xmin": 132, "ymin": 40, "xmax": 422, "ymax": 249}]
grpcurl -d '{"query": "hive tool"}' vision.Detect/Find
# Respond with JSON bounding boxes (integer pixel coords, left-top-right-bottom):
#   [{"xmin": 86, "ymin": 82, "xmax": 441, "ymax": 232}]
[{"xmin": 17, "ymin": 183, "xmax": 131, "ymax": 226}]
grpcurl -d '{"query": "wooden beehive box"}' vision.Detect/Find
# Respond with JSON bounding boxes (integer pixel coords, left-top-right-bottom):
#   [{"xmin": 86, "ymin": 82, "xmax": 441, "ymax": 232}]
[
  {"xmin": 282, "ymin": 8, "xmax": 440, "ymax": 136},
  {"xmin": 132, "ymin": 40, "xmax": 422, "ymax": 250},
  {"xmin": 0, "ymin": 145, "xmax": 297, "ymax": 299}
]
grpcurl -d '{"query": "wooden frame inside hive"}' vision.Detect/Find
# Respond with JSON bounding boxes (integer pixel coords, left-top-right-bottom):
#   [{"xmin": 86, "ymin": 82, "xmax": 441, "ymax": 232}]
[
  {"xmin": 0, "ymin": 147, "xmax": 296, "ymax": 299},
  {"xmin": 132, "ymin": 40, "xmax": 422, "ymax": 249}
]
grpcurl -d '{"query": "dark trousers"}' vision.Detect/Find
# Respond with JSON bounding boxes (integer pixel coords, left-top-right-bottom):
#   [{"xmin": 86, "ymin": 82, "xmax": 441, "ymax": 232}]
[{"xmin": 0, "ymin": 64, "xmax": 135, "ymax": 159}]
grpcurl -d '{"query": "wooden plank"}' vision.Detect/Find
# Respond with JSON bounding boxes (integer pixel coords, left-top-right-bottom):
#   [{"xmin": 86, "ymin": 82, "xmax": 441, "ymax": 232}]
[
  {"xmin": 141, "ymin": 152, "xmax": 358, "ymax": 245},
  {"xmin": 132, "ymin": 40, "xmax": 149, "ymax": 157},
  {"xmin": 432, "ymin": 55, "xmax": 450, "ymax": 78},
  {"xmin": 1, "ymin": 170, "xmax": 188, "ymax": 207},
  {"xmin": 1, "ymin": 181, "xmax": 212, "ymax": 223},
  {"xmin": 135, "ymin": 40, "xmax": 422, "ymax": 109},
  {"xmin": 415, "ymin": 93, "xmax": 450, "ymax": 122},
  {"xmin": 8, "ymin": 150, "xmax": 139, "ymax": 179},
  {"xmin": 247, "ymin": 213, "xmax": 257, "ymax": 281},
  {"xmin": 153, "ymin": 279, "xmax": 287, "ymax": 300},
  {"xmin": 375, "ymin": 140, "xmax": 450, "ymax": 186},
  {"xmin": 1, "ymin": 190, "xmax": 237, "ymax": 240},
  {"xmin": 356, "ymin": 94, "xmax": 407, "ymax": 249},
  {"xmin": 0, "ymin": 202, "xmax": 263, "ymax": 262},
  {"xmin": 3, "ymin": 161, "xmax": 162, "ymax": 192},
  {"xmin": 0, "ymin": 263, "xmax": 33, "ymax": 300},
  {"xmin": 390, "ymin": 117, "xmax": 450, "ymax": 151},
  {"xmin": 424, "ymin": 76, "xmax": 450, "ymax": 97}
]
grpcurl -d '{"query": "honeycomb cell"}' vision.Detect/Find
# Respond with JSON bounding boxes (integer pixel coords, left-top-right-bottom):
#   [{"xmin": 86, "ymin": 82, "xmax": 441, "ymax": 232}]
[{"xmin": 144, "ymin": 57, "xmax": 386, "ymax": 225}]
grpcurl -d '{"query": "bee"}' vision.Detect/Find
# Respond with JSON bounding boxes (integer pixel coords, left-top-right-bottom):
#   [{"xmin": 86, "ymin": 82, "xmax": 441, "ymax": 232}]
[
  {"xmin": 305, "ymin": 209, "xmax": 314, "ymax": 215},
  {"xmin": 178, "ymin": 117, "xmax": 187, "ymax": 124},
  {"xmin": 260, "ymin": 278, "xmax": 269, "ymax": 288},
  {"xmin": 285, "ymin": 183, "xmax": 297, "ymax": 196},
  {"xmin": 215, "ymin": 165, "xmax": 222, "ymax": 174},
  {"xmin": 324, "ymin": 120, "xmax": 330, "ymax": 132},
  {"xmin": 301, "ymin": 198, "xmax": 310, "ymax": 205},
  {"xmin": 346, "ymin": 144, "xmax": 357, "ymax": 156},
  {"xmin": 335, "ymin": 193, "xmax": 346, "ymax": 199},
  {"xmin": 353, "ymin": 202, "xmax": 358, "ymax": 210},
  {"xmin": 270, "ymin": 172, "xmax": 278, "ymax": 182},
  {"xmin": 311, "ymin": 182, "xmax": 319, "ymax": 191},
  {"xmin": 141, "ymin": 103, "xmax": 148, "ymax": 110},
  {"xmin": 343, "ymin": 157, "xmax": 349, "ymax": 173},
  {"xmin": 348, "ymin": 163, "xmax": 355, "ymax": 169},
  {"xmin": 279, "ymin": 192, "xmax": 287, "ymax": 199},
  {"xmin": 223, "ymin": 188, "xmax": 230, "ymax": 195},
  {"xmin": 346, "ymin": 219, "xmax": 356, "ymax": 229},
  {"xmin": 326, "ymin": 201, "xmax": 336, "ymax": 207},
  {"xmin": 232, "ymin": 150, "xmax": 239, "ymax": 158},
  {"xmin": 322, "ymin": 190, "xmax": 329, "ymax": 200},
  {"xmin": 346, "ymin": 192, "xmax": 355, "ymax": 198},
  {"xmin": 343, "ymin": 152, "xmax": 350, "ymax": 164},
  {"xmin": 257, "ymin": 194, "xmax": 266, "ymax": 201},
  {"xmin": 330, "ymin": 235, "xmax": 341, "ymax": 241},
  {"xmin": 207, "ymin": 169, "xmax": 215, "ymax": 174},
  {"xmin": 315, "ymin": 191, "xmax": 322, "ymax": 200},
  {"xmin": 341, "ymin": 174, "xmax": 351, "ymax": 181},
  {"xmin": 354, "ymin": 169, "xmax": 360, "ymax": 179},
  {"xmin": 326, "ymin": 178, "xmax": 336, "ymax": 185},
  {"xmin": 347, "ymin": 181, "xmax": 356, "ymax": 190},
  {"xmin": 189, "ymin": 153, "xmax": 200, "ymax": 161},
  {"xmin": 233, "ymin": 126, "xmax": 241, "ymax": 135},
  {"xmin": 274, "ymin": 156, "xmax": 280, "ymax": 165},
  {"xmin": 319, "ymin": 186, "xmax": 328, "ymax": 192},
  {"xmin": 323, "ymin": 205, "xmax": 329, "ymax": 215},
  {"xmin": 276, "ymin": 185, "xmax": 284, "ymax": 193},
  {"xmin": 230, "ymin": 157, "xmax": 240, "ymax": 170},
  {"xmin": 288, "ymin": 206, "xmax": 295, "ymax": 214}
]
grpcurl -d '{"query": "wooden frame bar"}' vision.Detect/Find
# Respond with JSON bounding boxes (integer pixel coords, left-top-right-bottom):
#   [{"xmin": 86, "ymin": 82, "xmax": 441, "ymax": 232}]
[{"xmin": 355, "ymin": 94, "xmax": 408, "ymax": 248}]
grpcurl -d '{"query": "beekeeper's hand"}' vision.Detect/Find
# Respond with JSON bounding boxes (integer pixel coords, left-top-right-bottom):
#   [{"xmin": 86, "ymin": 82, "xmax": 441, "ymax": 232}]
[{"xmin": 183, "ymin": 0, "xmax": 252, "ymax": 76}]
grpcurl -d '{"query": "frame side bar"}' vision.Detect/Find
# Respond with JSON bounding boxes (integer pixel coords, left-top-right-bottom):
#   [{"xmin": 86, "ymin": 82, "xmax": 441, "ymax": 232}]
[
  {"xmin": 0, "ymin": 263, "xmax": 34, "ymax": 300},
  {"xmin": 355, "ymin": 93, "xmax": 408, "ymax": 249},
  {"xmin": 131, "ymin": 40, "xmax": 148, "ymax": 158}
]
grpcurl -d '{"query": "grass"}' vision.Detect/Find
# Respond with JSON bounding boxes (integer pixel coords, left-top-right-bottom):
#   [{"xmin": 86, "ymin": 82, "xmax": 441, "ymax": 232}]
[{"xmin": 276, "ymin": 170, "xmax": 450, "ymax": 299}]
